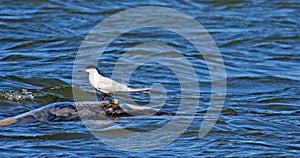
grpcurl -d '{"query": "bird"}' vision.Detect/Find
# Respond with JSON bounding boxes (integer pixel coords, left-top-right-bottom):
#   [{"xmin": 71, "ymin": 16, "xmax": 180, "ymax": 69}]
[{"xmin": 80, "ymin": 65, "xmax": 150, "ymax": 101}]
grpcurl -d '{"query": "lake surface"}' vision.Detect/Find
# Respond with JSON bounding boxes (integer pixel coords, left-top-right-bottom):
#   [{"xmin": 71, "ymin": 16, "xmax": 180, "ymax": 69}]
[{"xmin": 0, "ymin": 0, "xmax": 299, "ymax": 157}]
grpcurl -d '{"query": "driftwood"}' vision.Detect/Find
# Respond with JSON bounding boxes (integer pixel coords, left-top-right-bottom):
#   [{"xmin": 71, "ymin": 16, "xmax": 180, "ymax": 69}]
[{"xmin": 0, "ymin": 101, "xmax": 173, "ymax": 126}]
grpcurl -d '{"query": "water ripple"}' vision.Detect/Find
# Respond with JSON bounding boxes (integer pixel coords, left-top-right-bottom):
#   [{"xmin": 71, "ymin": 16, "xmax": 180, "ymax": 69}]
[{"xmin": 0, "ymin": 0, "xmax": 299, "ymax": 156}]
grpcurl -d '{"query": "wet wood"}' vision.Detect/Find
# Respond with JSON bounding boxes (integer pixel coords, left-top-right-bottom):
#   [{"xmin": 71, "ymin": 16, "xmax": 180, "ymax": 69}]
[{"xmin": 0, "ymin": 101, "xmax": 174, "ymax": 126}]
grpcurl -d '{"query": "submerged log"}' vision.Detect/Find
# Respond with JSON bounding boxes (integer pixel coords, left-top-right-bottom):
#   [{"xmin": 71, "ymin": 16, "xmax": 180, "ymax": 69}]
[{"xmin": 0, "ymin": 101, "xmax": 173, "ymax": 126}]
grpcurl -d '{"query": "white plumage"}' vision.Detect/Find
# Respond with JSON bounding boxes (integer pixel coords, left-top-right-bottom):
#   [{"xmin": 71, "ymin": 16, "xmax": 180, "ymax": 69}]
[{"xmin": 80, "ymin": 65, "xmax": 149, "ymax": 100}]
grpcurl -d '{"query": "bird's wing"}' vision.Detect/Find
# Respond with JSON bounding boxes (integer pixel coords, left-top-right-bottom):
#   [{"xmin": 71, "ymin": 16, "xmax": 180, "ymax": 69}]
[{"xmin": 94, "ymin": 75, "xmax": 129, "ymax": 93}]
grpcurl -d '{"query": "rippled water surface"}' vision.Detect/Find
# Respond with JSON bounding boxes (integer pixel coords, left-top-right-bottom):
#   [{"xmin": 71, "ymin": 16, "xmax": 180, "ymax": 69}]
[{"xmin": 1, "ymin": 0, "xmax": 299, "ymax": 157}]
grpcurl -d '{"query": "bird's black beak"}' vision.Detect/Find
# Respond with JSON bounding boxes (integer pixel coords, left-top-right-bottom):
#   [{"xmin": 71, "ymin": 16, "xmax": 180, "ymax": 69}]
[{"xmin": 79, "ymin": 69, "xmax": 86, "ymax": 72}]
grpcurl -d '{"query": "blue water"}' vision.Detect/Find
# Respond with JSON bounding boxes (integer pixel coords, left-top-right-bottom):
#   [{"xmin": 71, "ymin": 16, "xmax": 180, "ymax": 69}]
[{"xmin": 0, "ymin": 0, "xmax": 299, "ymax": 157}]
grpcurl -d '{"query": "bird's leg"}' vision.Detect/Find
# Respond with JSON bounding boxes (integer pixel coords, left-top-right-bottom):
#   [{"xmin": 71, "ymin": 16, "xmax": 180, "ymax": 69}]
[{"xmin": 102, "ymin": 94, "xmax": 107, "ymax": 101}]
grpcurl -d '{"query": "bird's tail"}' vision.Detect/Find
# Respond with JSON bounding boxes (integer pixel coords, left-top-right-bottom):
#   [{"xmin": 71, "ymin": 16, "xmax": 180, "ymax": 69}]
[{"xmin": 127, "ymin": 87, "xmax": 150, "ymax": 93}]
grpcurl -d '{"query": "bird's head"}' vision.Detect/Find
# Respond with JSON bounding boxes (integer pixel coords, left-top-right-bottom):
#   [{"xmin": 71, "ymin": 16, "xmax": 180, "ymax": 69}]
[{"xmin": 80, "ymin": 65, "xmax": 100, "ymax": 73}]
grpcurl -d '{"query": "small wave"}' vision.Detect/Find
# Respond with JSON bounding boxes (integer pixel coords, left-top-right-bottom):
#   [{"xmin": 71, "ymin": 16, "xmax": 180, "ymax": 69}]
[
  {"xmin": 228, "ymin": 75, "xmax": 300, "ymax": 82},
  {"xmin": 0, "ymin": 54, "xmax": 42, "ymax": 61},
  {"xmin": 0, "ymin": 85, "xmax": 75, "ymax": 104},
  {"xmin": 5, "ymin": 39, "xmax": 64, "ymax": 50},
  {"xmin": 0, "ymin": 89, "xmax": 34, "ymax": 102},
  {"xmin": 1, "ymin": 75, "xmax": 69, "ymax": 89},
  {"xmin": 0, "ymin": 132, "xmax": 91, "ymax": 140}
]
